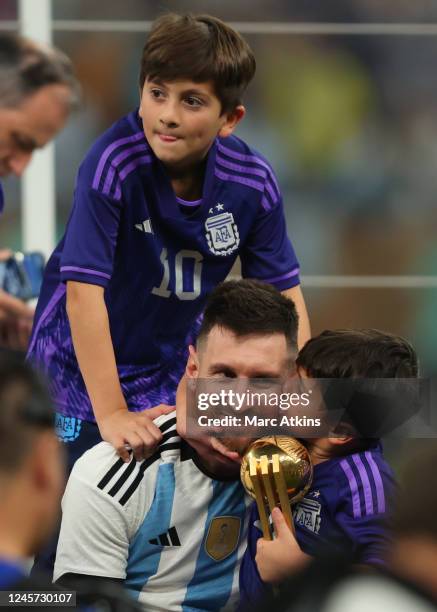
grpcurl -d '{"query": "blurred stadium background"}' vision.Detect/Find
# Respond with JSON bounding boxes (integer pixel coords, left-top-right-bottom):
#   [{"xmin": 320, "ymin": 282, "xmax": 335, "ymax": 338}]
[{"xmin": 1, "ymin": 0, "xmax": 436, "ymax": 463}]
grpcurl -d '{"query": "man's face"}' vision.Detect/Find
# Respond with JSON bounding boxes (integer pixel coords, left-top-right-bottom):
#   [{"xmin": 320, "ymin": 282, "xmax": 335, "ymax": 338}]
[
  {"xmin": 179, "ymin": 326, "xmax": 293, "ymax": 478},
  {"xmin": 139, "ymin": 78, "xmax": 243, "ymax": 172},
  {"xmin": 0, "ymin": 84, "xmax": 71, "ymax": 177}
]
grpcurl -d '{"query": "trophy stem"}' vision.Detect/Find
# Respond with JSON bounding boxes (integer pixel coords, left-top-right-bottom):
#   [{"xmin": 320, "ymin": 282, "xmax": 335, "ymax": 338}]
[
  {"xmin": 249, "ymin": 456, "xmax": 272, "ymax": 540},
  {"xmin": 272, "ymin": 454, "xmax": 295, "ymax": 535}
]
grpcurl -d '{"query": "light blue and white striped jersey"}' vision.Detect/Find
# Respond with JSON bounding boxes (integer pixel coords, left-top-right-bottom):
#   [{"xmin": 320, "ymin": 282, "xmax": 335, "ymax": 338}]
[{"xmin": 55, "ymin": 412, "xmax": 250, "ymax": 611}]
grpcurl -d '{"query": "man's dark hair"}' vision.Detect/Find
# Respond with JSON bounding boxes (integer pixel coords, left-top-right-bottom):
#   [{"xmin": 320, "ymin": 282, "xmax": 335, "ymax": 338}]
[
  {"xmin": 0, "ymin": 355, "xmax": 54, "ymax": 473},
  {"xmin": 198, "ymin": 279, "xmax": 298, "ymax": 351},
  {"xmin": 0, "ymin": 33, "xmax": 80, "ymax": 108},
  {"xmin": 297, "ymin": 329, "xmax": 418, "ymax": 379},
  {"xmin": 139, "ymin": 13, "xmax": 256, "ymax": 113}
]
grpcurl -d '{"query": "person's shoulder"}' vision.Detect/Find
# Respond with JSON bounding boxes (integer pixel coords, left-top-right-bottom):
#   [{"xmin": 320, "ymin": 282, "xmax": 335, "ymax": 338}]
[
  {"xmin": 77, "ymin": 110, "xmax": 150, "ymax": 196},
  {"xmin": 217, "ymin": 134, "xmax": 272, "ymax": 165},
  {"xmin": 70, "ymin": 412, "xmax": 180, "ymax": 504},
  {"xmin": 70, "ymin": 440, "xmax": 122, "ymax": 486},
  {"xmin": 216, "ymin": 135, "xmax": 281, "ymax": 210}
]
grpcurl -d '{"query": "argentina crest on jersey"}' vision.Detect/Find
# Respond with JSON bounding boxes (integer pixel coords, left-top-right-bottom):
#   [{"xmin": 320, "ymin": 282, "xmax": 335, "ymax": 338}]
[
  {"xmin": 55, "ymin": 412, "xmax": 82, "ymax": 443},
  {"xmin": 205, "ymin": 210, "xmax": 240, "ymax": 256},
  {"xmin": 293, "ymin": 496, "xmax": 322, "ymax": 534}
]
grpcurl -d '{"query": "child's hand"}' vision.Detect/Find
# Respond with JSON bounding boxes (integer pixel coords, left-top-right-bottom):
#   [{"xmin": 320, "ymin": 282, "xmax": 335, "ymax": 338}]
[
  {"xmin": 98, "ymin": 404, "xmax": 175, "ymax": 462},
  {"xmin": 256, "ymin": 507, "xmax": 310, "ymax": 584}
]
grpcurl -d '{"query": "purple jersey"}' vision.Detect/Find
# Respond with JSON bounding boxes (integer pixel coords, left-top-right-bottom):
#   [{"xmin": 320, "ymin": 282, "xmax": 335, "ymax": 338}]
[
  {"xmin": 28, "ymin": 110, "xmax": 300, "ymax": 422},
  {"xmin": 239, "ymin": 444, "xmax": 396, "ymax": 610}
]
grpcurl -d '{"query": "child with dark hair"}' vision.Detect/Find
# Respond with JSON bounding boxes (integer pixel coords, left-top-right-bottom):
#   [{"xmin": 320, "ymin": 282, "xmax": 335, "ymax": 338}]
[
  {"xmin": 239, "ymin": 329, "xmax": 418, "ymax": 609},
  {"xmin": 28, "ymin": 13, "xmax": 310, "ymax": 473}
]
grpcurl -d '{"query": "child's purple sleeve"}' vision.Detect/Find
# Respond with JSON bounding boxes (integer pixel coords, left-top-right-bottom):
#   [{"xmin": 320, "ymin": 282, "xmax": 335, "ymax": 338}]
[{"xmin": 335, "ymin": 451, "xmax": 397, "ymax": 566}]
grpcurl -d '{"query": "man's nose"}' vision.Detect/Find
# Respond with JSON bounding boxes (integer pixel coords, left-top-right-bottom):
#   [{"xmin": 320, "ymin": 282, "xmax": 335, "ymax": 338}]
[{"xmin": 8, "ymin": 151, "xmax": 33, "ymax": 177}]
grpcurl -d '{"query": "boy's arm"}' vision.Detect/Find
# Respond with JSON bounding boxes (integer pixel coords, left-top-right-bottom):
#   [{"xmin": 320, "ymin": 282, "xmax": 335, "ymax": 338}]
[
  {"xmin": 281, "ymin": 285, "xmax": 311, "ymax": 349},
  {"xmin": 67, "ymin": 281, "xmax": 172, "ymax": 461},
  {"xmin": 335, "ymin": 453, "xmax": 396, "ymax": 567}
]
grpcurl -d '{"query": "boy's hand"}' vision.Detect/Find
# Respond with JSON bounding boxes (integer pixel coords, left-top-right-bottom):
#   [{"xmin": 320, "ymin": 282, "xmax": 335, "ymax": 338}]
[
  {"xmin": 256, "ymin": 507, "xmax": 310, "ymax": 584},
  {"xmin": 98, "ymin": 404, "xmax": 175, "ymax": 462}
]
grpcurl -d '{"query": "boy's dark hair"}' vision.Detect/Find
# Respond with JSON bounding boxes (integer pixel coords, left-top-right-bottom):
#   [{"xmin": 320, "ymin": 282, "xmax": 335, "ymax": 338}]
[
  {"xmin": 297, "ymin": 329, "xmax": 418, "ymax": 379},
  {"xmin": 0, "ymin": 355, "xmax": 54, "ymax": 473},
  {"xmin": 297, "ymin": 329, "xmax": 419, "ymax": 447},
  {"xmin": 0, "ymin": 33, "xmax": 81, "ymax": 109},
  {"xmin": 198, "ymin": 279, "xmax": 298, "ymax": 352},
  {"xmin": 139, "ymin": 13, "xmax": 256, "ymax": 113}
]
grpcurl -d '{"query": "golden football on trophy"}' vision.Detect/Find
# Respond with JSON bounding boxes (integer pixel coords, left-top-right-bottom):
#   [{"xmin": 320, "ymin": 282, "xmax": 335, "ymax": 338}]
[{"xmin": 241, "ymin": 436, "xmax": 313, "ymax": 540}]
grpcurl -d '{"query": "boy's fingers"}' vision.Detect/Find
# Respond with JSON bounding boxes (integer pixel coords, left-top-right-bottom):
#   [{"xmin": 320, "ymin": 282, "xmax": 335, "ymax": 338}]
[
  {"xmin": 272, "ymin": 506, "xmax": 291, "ymax": 538},
  {"xmin": 126, "ymin": 431, "xmax": 146, "ymax": 462},
  {"xmin": 139, "ymin": 417, "xmax": 164, "ymax": 442},
  {"xmin": 146, "ymin": 404, "xmax": 175, "ymax": 420},
  {"xmin": 115, "ymin": 439, "xmax": 132, "ymax": 462},
  {"xmin": 136, "ymin": 428, "xmax": 160, "ymax": 457},
  {"xmin": 256, "ymin": 538, "xmax": 266, "ymax": 554}
]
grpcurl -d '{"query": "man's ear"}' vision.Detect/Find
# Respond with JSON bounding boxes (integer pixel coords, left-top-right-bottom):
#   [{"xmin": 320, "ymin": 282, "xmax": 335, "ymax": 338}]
[
  {"xmin": 218, "ymin": 105, "xmax": 245, "ymax": 139},
  {"xmin": 186, "ymin": 345, "xmax": 199, "ymax": 379}
]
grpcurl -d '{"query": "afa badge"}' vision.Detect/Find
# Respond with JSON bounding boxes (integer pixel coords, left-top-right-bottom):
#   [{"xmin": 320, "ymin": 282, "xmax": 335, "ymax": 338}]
[
  {"xmin": 205, "ymin": 516, "xmax": 241, "ymax": 561},
  {"xmin": 205, "ymin": 212, "xmax": 240, "ymax": 256},
  {"xmin": 55, "ymin": 412, "xmax": 82, "ymax": 443},
  {"xmin": 293, "ymin": 497, "xmax": 322, "ymax": 534}
]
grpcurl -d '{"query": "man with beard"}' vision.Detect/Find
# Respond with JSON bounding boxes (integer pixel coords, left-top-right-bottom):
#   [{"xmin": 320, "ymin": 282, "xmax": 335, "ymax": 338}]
[{"xmin": 53, "ymin": 279, "xmax": 298, "ymax": 611}]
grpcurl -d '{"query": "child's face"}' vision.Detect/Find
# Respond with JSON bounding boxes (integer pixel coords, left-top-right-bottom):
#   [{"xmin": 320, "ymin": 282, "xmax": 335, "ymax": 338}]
[{"xmin": 139, "ymin": 78, "xmax": 243, "ymax": 171}]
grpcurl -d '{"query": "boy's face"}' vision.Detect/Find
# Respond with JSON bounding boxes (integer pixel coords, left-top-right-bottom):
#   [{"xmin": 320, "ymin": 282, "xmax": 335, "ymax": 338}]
[{"xmin": 139, "ymin": 78, "xmax": 244, "ymax": 171}]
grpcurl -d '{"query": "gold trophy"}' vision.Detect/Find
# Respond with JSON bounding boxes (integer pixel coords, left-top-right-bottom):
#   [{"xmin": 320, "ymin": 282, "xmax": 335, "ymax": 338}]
[{"xmin": 241, "ymin": 436, "xmax": 313, "ymax": 540}]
